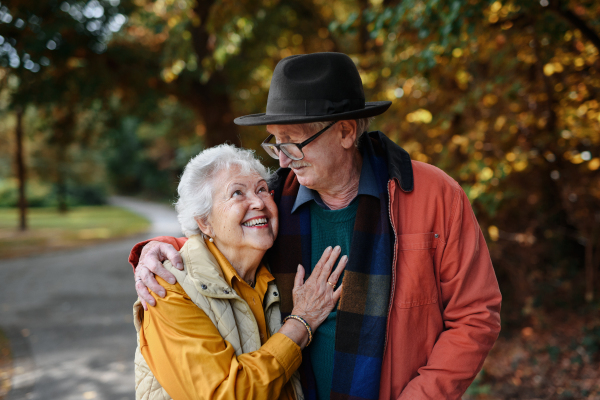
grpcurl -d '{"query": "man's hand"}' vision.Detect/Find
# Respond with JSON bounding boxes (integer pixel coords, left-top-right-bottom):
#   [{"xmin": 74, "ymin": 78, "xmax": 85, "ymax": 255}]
[{"xmin": 134, "ymin": 241, "xmax": 184, "ymax": 310}]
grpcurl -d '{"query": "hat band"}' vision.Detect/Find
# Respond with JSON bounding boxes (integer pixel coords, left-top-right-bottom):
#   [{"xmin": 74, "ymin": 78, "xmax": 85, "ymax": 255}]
[{"xmin": 266, "ymin": 98, "xmax": 365, "ymax": 116}]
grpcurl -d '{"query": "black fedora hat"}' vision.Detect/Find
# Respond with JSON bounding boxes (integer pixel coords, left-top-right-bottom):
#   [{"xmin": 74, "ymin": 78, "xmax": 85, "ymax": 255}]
[{"xmin": 234, "ymin": 52, "xmax": 391, "ymax": 126}]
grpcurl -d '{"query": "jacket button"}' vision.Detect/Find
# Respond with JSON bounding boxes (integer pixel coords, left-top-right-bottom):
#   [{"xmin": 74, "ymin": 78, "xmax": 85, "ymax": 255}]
[
  {"xmin": 223, "ymin": 289, "xmax": 229, "ymax": 294},
  {"xmin": 201, "ymin": 284, "xmax": 207, "ymax": 290},
  {"xmin": 273, "ymin": 292, "xmax": 278, "ymax": 297},
  {"xmin": 434, "ymin": 234, "xmax": 439, "ymax": 238}
]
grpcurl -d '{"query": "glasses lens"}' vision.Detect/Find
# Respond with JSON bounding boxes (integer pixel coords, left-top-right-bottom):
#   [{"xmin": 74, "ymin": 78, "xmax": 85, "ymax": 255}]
[
  {"xmin": 261, "ymin": 144, "xmax": 280, "ymax": 160},
  {"xmin": 280, "ymin": 144, "xmax": 304, "ymax": 160}
]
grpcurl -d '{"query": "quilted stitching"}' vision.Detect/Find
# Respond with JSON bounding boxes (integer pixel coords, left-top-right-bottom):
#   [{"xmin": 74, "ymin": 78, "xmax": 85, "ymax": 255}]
[{"xmin": 133, "ymin": 236, "xmax": 301, "ymax": 399}]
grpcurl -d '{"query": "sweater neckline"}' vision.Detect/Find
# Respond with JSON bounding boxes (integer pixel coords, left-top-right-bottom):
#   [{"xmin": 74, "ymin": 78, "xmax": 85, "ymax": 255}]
[{"xmin": 309, "ymin": 199, "xmax": 359, "ymax": 223}]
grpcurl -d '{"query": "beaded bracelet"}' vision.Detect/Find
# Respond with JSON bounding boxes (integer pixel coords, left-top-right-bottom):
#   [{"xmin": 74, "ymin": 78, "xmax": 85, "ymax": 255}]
[{"xmin": 283, "ymin": 315, "xmax": 313, "ymax": 347}]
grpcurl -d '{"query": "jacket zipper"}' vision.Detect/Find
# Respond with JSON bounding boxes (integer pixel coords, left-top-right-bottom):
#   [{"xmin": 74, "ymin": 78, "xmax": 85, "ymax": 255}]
[{"xmin": 383, "ymin": 178, "xmax": 398, "ymax": 355}]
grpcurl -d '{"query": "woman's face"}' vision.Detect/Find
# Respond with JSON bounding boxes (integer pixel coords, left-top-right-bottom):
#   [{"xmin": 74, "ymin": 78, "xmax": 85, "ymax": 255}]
[{"xmin": 200, "ymin": 167, "xmax": 278, "ymax": 259}]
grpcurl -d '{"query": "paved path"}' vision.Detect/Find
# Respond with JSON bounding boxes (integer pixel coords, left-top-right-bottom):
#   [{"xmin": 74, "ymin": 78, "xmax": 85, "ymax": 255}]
[{"xmin": 0, "ymin": 197, "xmax": 181, "ymax": 400}]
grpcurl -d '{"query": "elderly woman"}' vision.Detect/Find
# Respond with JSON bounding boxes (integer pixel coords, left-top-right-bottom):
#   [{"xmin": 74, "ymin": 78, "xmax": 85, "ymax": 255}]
[{"xmin": 133, "ymin": 144, "xmax": 345, "ymax": 400}]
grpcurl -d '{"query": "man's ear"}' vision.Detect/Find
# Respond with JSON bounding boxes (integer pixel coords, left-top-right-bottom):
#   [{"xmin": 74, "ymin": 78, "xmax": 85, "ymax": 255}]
[
  {"xmin": 195, "ymin": 216, "xmax": 213, "ymax": 238},
  {"xmin": 339, "ymin": 120, "xmax": 358, "ymax": 149}
]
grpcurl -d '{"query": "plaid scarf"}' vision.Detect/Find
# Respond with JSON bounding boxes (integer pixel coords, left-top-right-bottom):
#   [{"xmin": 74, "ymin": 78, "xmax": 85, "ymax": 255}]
[{"xmin": 268, "ymin": 134, "xmax": 394, "ymax": 400}]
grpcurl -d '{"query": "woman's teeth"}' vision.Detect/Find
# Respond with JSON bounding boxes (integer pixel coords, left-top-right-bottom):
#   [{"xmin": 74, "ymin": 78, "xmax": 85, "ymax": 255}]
[{"xmin": 242, "ymin": 218, "xmax": 267, "ymax": 227}]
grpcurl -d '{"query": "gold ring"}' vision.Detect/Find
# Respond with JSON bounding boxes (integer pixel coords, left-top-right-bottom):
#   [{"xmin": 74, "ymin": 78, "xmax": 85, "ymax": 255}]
[{"xmin": 327, "ymin": 281, "xmax": 336, "ymax": 289}]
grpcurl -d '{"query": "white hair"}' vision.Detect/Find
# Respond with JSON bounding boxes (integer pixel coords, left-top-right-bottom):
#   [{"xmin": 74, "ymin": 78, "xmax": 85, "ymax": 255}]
[
  {"xmin": 305, "ymin": 117, "xmax": 374, "ymax": 146},
  {"xmin": 175, "ymin": 144, "xmax": 271, "ymax": 237}
]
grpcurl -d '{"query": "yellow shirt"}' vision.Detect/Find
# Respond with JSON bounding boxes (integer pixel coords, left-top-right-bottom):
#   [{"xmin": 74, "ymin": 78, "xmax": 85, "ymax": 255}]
[{"xmin": 139, "ymin": 242, "xmax": 301, "ymax": 400}]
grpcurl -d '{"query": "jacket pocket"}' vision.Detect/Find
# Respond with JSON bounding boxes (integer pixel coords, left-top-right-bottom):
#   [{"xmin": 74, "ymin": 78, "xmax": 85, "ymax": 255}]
[{"xmin": 394, "ymin": 232, "xmax": 439, "ymax": 308}]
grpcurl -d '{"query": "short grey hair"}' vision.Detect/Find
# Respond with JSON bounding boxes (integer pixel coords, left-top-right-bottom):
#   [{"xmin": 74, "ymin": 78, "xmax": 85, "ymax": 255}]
[
  {"xmin": 175, "ymin": 144, "xmax": 271, "ymax": 237},
  {"xmin": 305, "ymin": 117, "xmax": 374, "ymax": 146}
]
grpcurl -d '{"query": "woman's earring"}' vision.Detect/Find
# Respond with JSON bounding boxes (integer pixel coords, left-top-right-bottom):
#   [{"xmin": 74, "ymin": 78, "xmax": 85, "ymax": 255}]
[
  {"xmin": 209, "ymin": 237, "xmax": 214, "ymax": 242},
  {"xmin": 270, "ymin": 190, "xmax": 274, "ymax": 196}
]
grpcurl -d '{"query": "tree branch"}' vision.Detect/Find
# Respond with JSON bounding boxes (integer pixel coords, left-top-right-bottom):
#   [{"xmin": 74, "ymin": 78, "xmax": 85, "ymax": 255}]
[{"xmin": 549, "ymin": 1, "xmax": 600, "ymax": 54}]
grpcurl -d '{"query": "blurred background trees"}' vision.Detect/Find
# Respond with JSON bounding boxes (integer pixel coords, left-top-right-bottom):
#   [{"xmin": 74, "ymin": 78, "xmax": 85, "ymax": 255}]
[{"xmin": 1, "ymin": 0, "xmax": 599, "ymax": 394}]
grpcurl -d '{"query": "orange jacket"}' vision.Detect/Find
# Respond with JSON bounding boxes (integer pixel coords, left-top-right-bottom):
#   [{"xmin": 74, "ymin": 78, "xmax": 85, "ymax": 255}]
[
  {"xmin": 129, "ymin": 138, "xmax": 501, "ymax": 400},
  {"xmin": 380, "ymin": 160, "xmax": 501, "ymax": 399}
]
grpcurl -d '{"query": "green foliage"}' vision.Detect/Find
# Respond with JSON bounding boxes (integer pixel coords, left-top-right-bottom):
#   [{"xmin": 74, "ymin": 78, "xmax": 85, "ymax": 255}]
[
  {"xmin": 0, "ymin": 178, "xmax": 107, "ymax": 207},
  {"xmin": 581, "ymin": 324, "xmax": 600, "ymax": 358},
  {"xmin": 464, "ymin": 369, "xmax": 491, "ymax": 397},
  {"xmin": 0, "ymin": 205, "xmax": 150, "ymax": 258}
]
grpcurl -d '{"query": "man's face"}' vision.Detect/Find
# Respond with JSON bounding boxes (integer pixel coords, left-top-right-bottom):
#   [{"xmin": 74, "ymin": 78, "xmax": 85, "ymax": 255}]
[{"xmin": 266, "ymin": 123, "xmax": 347, "ymax": 192}]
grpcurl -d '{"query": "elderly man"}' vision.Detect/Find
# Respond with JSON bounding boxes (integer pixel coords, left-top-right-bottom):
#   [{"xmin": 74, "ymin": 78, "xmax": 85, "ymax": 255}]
[{"xmin": 130, "ymin": 52, "xmax": 501, "ymax": 400}]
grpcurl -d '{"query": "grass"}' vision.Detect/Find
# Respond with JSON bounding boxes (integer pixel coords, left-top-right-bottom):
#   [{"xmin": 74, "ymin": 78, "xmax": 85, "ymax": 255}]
[{"xmin": 0, "ymin": 206, "xmax": 151, "ymax": 259}]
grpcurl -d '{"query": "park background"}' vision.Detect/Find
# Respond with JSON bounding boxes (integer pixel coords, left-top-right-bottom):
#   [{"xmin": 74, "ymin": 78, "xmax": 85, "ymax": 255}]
[{"xmin": 1, "ymin": 0, "xmax": 599, "ymax": 398}]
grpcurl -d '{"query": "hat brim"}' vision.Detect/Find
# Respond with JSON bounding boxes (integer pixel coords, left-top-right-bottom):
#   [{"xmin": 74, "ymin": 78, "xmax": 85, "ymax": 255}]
[{"xmin": 233, "ymin": 101, "xmax": 392, "ymax": 126}]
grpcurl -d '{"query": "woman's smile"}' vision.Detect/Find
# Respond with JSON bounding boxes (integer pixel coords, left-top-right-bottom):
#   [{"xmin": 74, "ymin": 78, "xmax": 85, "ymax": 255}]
[
  {"xmin": 201, "ymin": 168, "xmax": 279, "ymax": 264},
  {"xmin": 241, "ymin": 216, "xmax": 270, "ymax": 228}
]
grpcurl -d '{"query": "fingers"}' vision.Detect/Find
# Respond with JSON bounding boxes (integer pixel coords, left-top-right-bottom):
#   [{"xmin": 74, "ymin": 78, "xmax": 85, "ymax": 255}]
[
  {"xmin": 143, "ymin": 247, "xmax": 177, "ymax": 284},
  {"xmin": 140, "ymin": 297, "xmax": 148, "ymax": 311},
  {"xmin": 160, "ymin": 244, "xmax": 184, "ymax": 270},
  {"xmin": 332, "ymin": 284, "xmax": 343, "ymax": 302},
  {"xmin": 138, "ymin": 265, "xmax": 166, "ymax": 298},
  {"xmin": 328, "ymin": 255, "xmax": 348, "ymax": 285},
  {"xmin": 149, "ymin": 262, "xmax": 177, "ymax": 285},
  {"xmin": 294, "ymin": 264, "xmax": 305, "ymax": 289},
  {"xmin": 312, "ymin": 246, "xmax": 341, "ymax": 280},
  {"xmin": 135, "ymin": 277, "xmax": 156, "ymax": 306},
  {"xmin": 318, "ymin": 246, "xmax": 341, "ymax": 282},
  {"xmin": 311, "ymin": 246, "xmax": 333, "ymax": 279}
]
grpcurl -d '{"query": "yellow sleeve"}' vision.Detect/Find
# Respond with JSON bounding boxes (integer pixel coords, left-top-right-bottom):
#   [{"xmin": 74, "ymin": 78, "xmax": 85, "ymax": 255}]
[{"xmin": 139, "ymin": 277, "xmax": 302, "ymax": 400}]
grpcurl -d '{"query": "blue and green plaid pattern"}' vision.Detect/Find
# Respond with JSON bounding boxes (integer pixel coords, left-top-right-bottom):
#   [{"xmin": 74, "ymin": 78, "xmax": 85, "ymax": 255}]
[{"xmin": 268, "ymin": 134, "xmax": 394, "ymax": 400}]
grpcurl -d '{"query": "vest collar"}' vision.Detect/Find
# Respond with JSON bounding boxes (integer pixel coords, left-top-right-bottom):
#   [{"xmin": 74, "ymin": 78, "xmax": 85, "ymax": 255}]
[
  {"xmin": 180, "ymin": 236, "xmax": 280, "ymax": 305},
  {"xmin": 180, "ymin": 235, "xmax": 240, "ymax": 299}
]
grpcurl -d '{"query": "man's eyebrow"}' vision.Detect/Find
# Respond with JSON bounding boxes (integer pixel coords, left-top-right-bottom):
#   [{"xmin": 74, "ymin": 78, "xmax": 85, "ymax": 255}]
[{"xmin": 265, "ymin": 128, "xmax": 292, "ymax": 141}]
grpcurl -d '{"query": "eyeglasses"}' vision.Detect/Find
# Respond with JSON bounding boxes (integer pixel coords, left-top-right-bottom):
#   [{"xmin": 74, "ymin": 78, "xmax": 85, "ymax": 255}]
[{"xmin": 261, "ymin": 122, "xmax": 336, "ymax": 161}]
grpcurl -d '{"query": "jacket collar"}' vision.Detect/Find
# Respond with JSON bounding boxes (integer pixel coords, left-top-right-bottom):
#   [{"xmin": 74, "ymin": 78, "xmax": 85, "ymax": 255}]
[
  {"xmin": 180, "ymin": 235, "xmax": 240, "ymax": 299},
  {"xmin": 358, "ymin": 131, "xmax": 414, "ymax": 192},
  {"xmin": 179, "ymin": 236, "xmax": 280, "ymax": 311}
]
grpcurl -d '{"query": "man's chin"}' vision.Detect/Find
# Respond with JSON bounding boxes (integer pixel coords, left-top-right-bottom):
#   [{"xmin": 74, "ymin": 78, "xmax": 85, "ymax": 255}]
[{"xmin": 295, "ymin": 175, "xmax": 314, "ymax": 188}]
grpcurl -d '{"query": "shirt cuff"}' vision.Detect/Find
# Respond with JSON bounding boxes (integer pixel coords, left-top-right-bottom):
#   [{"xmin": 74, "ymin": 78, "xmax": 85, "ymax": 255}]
[{"xmin": 261, "ymin": 333, "xmax": 302, "ymax": 381}]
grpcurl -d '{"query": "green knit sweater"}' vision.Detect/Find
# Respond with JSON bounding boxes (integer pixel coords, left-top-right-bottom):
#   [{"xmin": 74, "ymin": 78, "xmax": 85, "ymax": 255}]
[{"xmin": 308, "ymin": 200, "xmax": 358, "ymax": 400}]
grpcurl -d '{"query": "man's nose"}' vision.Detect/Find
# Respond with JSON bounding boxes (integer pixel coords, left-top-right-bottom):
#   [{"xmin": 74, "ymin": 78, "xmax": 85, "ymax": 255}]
[{"xmin": 279, "ymin": 151, "xmax": 292, "ymax": 168}]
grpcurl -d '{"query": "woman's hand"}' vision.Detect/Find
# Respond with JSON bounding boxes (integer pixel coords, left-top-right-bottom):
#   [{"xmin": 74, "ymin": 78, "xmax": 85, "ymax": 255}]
[{"xmin": 291, "ymin": 245, "xmax": 346, "ymax": 331}]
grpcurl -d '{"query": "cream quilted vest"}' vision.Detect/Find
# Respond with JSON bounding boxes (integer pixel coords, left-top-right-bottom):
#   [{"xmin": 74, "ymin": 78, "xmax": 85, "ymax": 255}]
[{"xmin": 133, "ymin": 235, "xmax": 303, "ymax": 400}]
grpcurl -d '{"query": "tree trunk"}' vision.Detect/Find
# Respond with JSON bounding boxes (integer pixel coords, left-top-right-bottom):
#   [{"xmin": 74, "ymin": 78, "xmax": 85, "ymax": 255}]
[
  {"xmin": 357, "ymin": 0, "xmax": 371, "ymax": 54},
  {"xmin": 191, "ymin": 75, "xmax": 240, "ymax": 147},
  {"xmin": 188, "ymin": 0, "xmax": 240, "ymax": 148},
  {"xmin": 15, "ymin": 107, "xmax": 27, "ymax": 231},
  {"xmin": 56, "ymin": 147, "xmax": 68, "ymax": 213}
]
